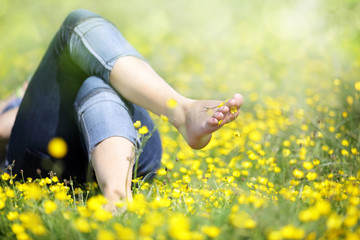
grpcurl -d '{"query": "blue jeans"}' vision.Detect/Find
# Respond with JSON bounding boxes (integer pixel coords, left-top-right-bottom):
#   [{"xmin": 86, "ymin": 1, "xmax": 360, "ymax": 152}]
[
  {"xmin": 1, "ymin": 98, "xmax": 22, "ymax": 114},
  {"xmin": 7, "ymin": 9, "xmax": 162, "ymax": 183}
]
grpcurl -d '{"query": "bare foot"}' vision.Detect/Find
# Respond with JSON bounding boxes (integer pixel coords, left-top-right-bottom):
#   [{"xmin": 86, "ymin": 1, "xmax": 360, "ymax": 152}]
[{"xmin": 174, "ymin": 93, "xmax": 243, "ymax": 149}]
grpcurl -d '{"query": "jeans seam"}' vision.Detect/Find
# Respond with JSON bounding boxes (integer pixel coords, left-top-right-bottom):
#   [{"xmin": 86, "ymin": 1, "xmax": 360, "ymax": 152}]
[
  {"xmin": 77, "ymin": 88, "xmax": 118, "ymax": 110},
  {"xmin": 63, "ymin": 17, "xmax": 97, "ymax": 36},
  {"xmin": 80, "ymin": 113, "xmax": 91, "ymax": 155},
  {"xmin": 73, "ymin": 26, "xmax": 113, "ymax": 72}
]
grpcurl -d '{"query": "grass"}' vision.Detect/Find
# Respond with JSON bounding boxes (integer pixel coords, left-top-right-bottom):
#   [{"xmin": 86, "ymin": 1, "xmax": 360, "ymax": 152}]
[{"xmin": 0, "ymin": 0, "xmax": 360, "ymax": 239}]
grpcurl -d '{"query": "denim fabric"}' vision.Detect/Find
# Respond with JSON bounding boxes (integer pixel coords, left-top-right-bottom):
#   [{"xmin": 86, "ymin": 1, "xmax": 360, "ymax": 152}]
[
  {"xmin": 74, "ymin": 76, "xmax": 138, "ymax": 154},
  {"xmin": 1, "ymin": 98, "xmax": 22, "ymax": 114},
  {"xmin": 7, "ymin": 9, "xmax": 161, "ymax": 183},
  {"xmin": 70, "ymin": 18, "xmax": 145, "ymax": 83}
]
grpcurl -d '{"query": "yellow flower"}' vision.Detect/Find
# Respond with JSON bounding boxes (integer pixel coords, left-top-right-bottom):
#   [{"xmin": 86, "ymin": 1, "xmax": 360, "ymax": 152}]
[
  {"xmin": 314, "ymin": 199, "xmax": 330, "ymax": 215},
  {"xmin": 185, "ymin": 197, "xmax": 194, "ymax": 205},
  {"xmin": 217, "ymin": 101, "xmax": 226, "ymax": 108},
  {"xmin": 55, "ymin": 191, "xmax": 68, "ymax": 201},
  {"xmin": 299, "ymin": 147, "xmax": 307, "ymax": 160},
  {"xmin": 5, "ymin": 188, "xmax": 15, "ymax": 198},
  {"xmin": 87, "ymin": 195, "xmax": 107, "ymax": 212},
  {"xmin": 31, "ymin": 225, "xmax": 47, "ymax": 236},
  {"xmin": 168, "ymin": 213, "xmax": 191, "ymax": 240},
  {"xmin": 245, "ymin": 219, "xmax": 257, "ymax": 229},
  {"xmin": 172, "ymin": 189, "xmax": 181, "ymax": 199},
  {"xmin": 138, "ymin": 126, "xmax": 149, "ymax": 135},
  {"xmin": 201, "ymin": 225, "xmax": 221, "ymax": 238},
  {"xmin": 344, "ymin": 215, "xmax": 358, "ymax": 227},
  {"xmin": 283, "ymin": 140, "xmax": 291, "ymax": 147},
  {"xmin": 233, "ymin": 170, "xmax": 241, "ymax": 177},
  {"xmin": 352, "ymin": 148, "xmax": 358, "ymax": 155},
  {"xmin": 347, "ymin": 96, "xmax": 354, "ymax": 105},
  {"xmin": 167, "ymin": 98, "xmax": 178, "ymax": 109},
  {"xmin": 303, "ymin": 161, "xmax": 313, "ymax": 170},
  {"xmin": 52, "ymin": 176, "xmax": 59, "ymax": 183},
  {"xmin": 267, "ymin": 230, "xmax": 282, "ymax": 240},
  {"xmin": 280, "ymin": 225, "xmax": 305, "ymax": 239},
  {"xmin": 11, "ymin": 223, "xmax": 25, "ymax": 234},
  {"xmin": 166, "ymin": 161, "xmax": 174, "ymax": 170},
  {"xmin": 289, "ymin": 159, "xmax": 297, "ymax": 165},
  {"xmin": 93, "ymin": 209, "xmax": 113, "ymax": 221},
  {"xmin": 39, "ymin": 179, "xmax": 46, "ymax": 186},
  {"xmin": 230, "ymin": 106, "xmax": 237, "ymax": 114},
  {"xmin": 249, "ymin": 130, "xmax": 262, "ymax": 142},
  {"xmin": 63, "ymin": 211, "xmax": 72, "ymax": 220},
  {"xmin": 342, "ymin": 139, "xmax": 350, "ymax": 147},
  {"xmin": 233, "ymin": 131, "xmax": 241, "ymax": 137},
  {"xmin": 19, "ymin": 212, "xmax": 47, "ymax": 236},
  {"xmin": 1, "ymin": 172, "xmax": 10, "ymax": 181},
  {"xmin": 301, "ymin": 124, "xmax": 308, "ymax": 131},
  {"xmin": 306, "ymin": 172, "xmax": 317, "ymax": 181},
  {"xmin": 44, "ymin": 200, "xmax": 57, "ymax": 214},
  {"xmin": 312, "ymin": 159, "xmax": 320, "ymax": 165},
  {"xmin": 341, "ymin": 149, "xmax": 349, "ymax": 156},
  {"xmin": 290, "ymin": 180, "xmax": 300, "ymax": 186},
  {"xmin": 229, "ymin": 211, "xmax": 257, "ymax": 229},
  {"xmin": 48, "ymin": 137, "xmax": 68, "ymax": 158},
  {"xmin": 77, "ymin": 206, "xmax": 92, "ymax": 218},
  {"xmin": 25, "ymin": 183, "xmax": 44, "ymax": 200},
  {"xmin": 355, "ymin": 81, "xmax": 360, "ymax": 91},
  {"xmin": 298, "ymin": 208, "xmax": 319, "ymax": 222},
  {"xmin": 160, "ymin": 114, "xmax": 169, "ymax": 122},
  {"xmin": 334, "ymin": 78, "xmax": 341, "ymax": 86},
  {"xmin": 241, "ymin": 161, "xmax": 252, "ymax": 169},
  {"xmin": 139, "ymin": 223, "xmax": 155, "ymax": 237},
  {"xmin": 113, "ymin": 223, "xmax": 136, "ymax": 240},
  {"xmin": 155, "ymin": 168, "xmax": 168, "ymax": 177},
  {"xmin": 74, "ymin": 218, "xmax": 91, "ymax": 233},
  {"xmin": 327, "ymin": 213, "xmax": 342, "ymax": 229},
  {"xmin": 282, "ymin": 149, "xmax": 291, "ymax": 157},
  {"xmin": 257, "ymin": 176, "xmax": 268, "ymax": 185},
  {"xmin": 133, "ymin": 120, "xmax": 141, "ymax": 128},
  {"xmin": 97, "ymin": 229, "xmax": 115, "ymax": 240},
  {"xmin": 7, "ymin": 211, "xmax": 19, "ymax": 221},
  {"xmin": 293, "ymin": 169, "xmax": 304, "ymax": 179}
]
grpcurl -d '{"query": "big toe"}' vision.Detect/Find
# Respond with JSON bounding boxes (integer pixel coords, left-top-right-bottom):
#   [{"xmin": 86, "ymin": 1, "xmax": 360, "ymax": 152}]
[
  {"xmin": 227, "ymin": 94, "xmax": 243, "ymax": 113},
  {"xmin": 234, "ymin": 93, "xmax": 244, "ymax": 107}
]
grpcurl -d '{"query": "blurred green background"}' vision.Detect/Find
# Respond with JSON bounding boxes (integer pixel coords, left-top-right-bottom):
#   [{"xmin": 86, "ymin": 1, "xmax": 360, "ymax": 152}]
[{"xmin": 0, "ymin": 0, "xmax": 359, "ymax": 105}]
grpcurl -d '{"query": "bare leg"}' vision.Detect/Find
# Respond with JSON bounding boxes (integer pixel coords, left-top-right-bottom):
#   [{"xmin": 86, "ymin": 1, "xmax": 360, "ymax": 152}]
[
  {"xmin": 110, "ymin": 56, "xmax": 244, "ymax": 149},
  {"xmin": 91, "ymin": 137, "xmax": 135, "ymax": 213},
  {"xmin": 0, "ymin": 96, "xmax": 17, "ymax": 114},
  {"xmin": 0, "ymin": 82, "xmax": 27, "ymax": 113},
  {"xmin": 0, "ymin": 107, "xmax": 19, "ymax": 162}
]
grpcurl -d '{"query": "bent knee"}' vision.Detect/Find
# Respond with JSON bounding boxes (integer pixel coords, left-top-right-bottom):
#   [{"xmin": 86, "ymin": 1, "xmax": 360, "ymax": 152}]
[
  {"xmin": 63, "ymin": 9, "xmax": 100, "ymax": 29},
  {"xmin": 0, "ymin": 108, "xmax": 18, "ymax": 140}
]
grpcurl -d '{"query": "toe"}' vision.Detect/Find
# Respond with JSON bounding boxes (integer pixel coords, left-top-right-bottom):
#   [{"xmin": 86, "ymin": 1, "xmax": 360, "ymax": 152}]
[
  {"xmin": 213, "ymin": 111, "xmax": 224, "ymax": 120},
  {"xmin": 226, "ymin": 94, "xmax": 243, "ymax": 115},
  {"xmin": 207, "ymin": 117, "xmax": 219, "ymax": 126},
  {"xmin": 229, "ymin": 98, "xmax": 236, "ymax": 105},
  {"xmin": 229, "ymin": 111, "xmax": 240, "ymax": 121},
  {"xmin": 234, "ymin": 93, "xmax": 244, "ymax": 106},
  {"xmin": 217, "ymin": 105, "xmax": 229, "ymax": 114}
]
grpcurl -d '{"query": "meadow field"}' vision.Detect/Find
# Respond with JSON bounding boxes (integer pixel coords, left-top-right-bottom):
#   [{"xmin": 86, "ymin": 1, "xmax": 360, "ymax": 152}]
[{"xmin": 0, "ymin": 0, "xmax": 360, "ymax": 239}]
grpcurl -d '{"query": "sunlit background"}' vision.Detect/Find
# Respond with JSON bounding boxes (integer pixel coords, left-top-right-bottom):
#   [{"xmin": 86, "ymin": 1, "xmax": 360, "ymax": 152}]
[
  {"xmin": 0, "ymin": 1, "xmax": 360, "ymax": 239},
  {"xmin": 0, "ymin": 0, "xmax": 359, "ymax": 105}
]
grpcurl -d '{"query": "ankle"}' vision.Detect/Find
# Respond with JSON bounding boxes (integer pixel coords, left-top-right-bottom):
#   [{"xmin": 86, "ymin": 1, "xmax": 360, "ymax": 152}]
[
  {"xmin": 103, "ymin": 185, "xmax": 131, "ymax": 203},
  {"xmin": 169, "ymin": 97, "xmax": 193, "ymax": 130}
]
